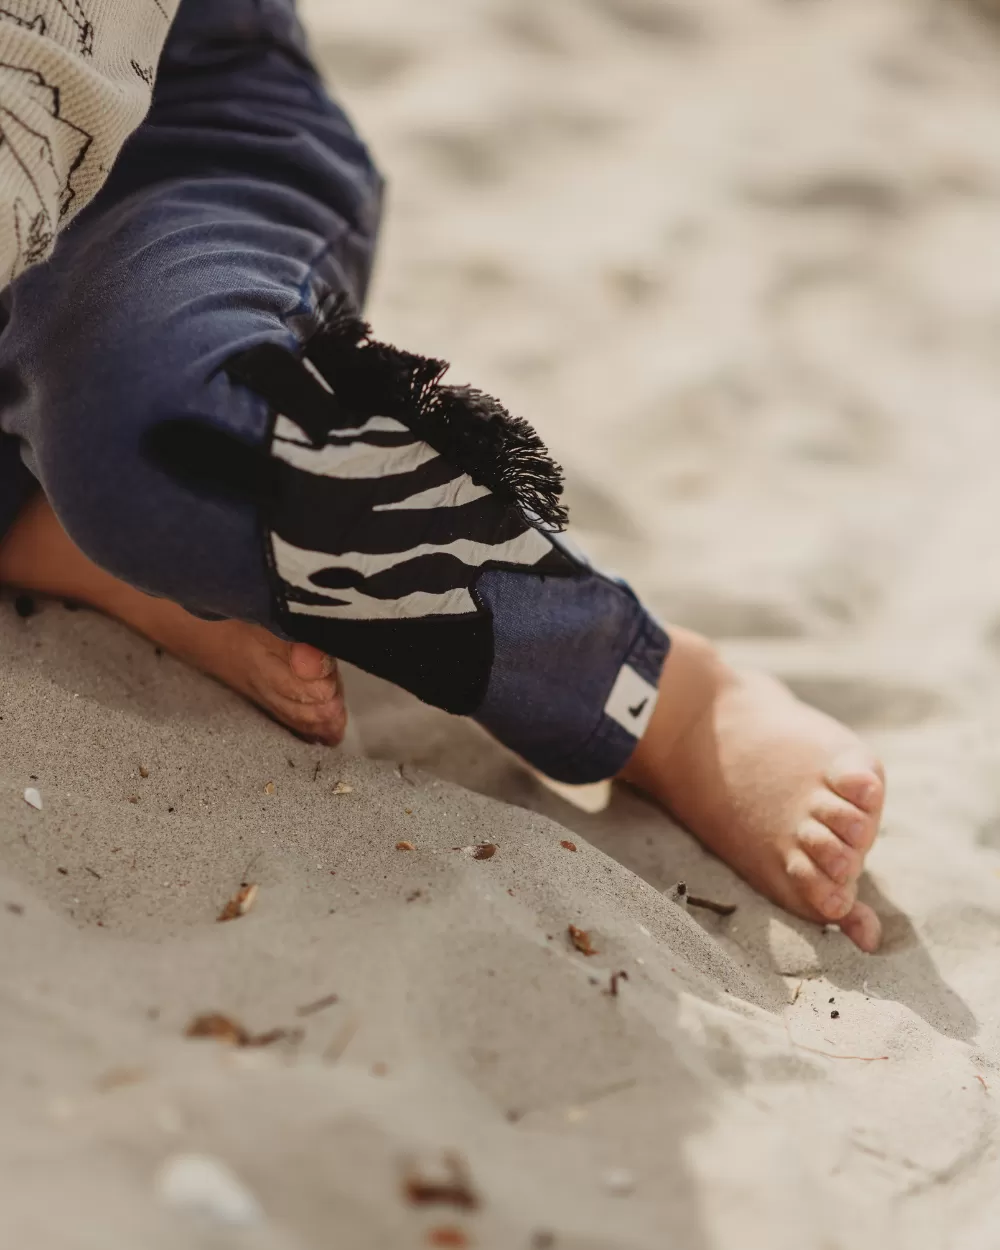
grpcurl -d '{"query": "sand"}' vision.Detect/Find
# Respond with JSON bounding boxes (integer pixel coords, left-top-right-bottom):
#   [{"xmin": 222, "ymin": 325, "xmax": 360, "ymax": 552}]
[{"xmin": 4, "ymin": 0, "xmax": 1000, "ymax": 1245}]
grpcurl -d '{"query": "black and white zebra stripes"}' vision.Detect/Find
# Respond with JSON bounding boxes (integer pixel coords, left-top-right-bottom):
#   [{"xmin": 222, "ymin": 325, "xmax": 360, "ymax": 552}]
[
  {"xmin": 209, "ymin": 316, "xmax": 578, "ymax": 714},
  {"xmin": 268, "ymin": 405, "xmax": 557, "ymax": 623}
]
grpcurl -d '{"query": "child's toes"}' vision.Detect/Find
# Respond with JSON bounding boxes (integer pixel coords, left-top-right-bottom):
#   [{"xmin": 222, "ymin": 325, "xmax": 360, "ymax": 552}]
[
  {"xmin": 809, "ymin": 789, "xmax": 874, "ymax": 851},
  {"xmin": 796, "ymin": 818, "xmax": 861, "ymax": 886},
  {"xmin": 825, "ymin": 755, "xmax": 885, "ymax": 817},
  {"xmin": 268, "ymin": 692, "xmax": 347, "ymax": 745},
  {"xmin": 257, "ymin": 651, "xmax": 340, "ymax": 707},
  {"xmin": 837, "ymin": 900, "xmax": 883, "ymax": 954},
  {"xmin": 289, "ymin": 642, "xmax": 335, "ymax": 682},
  {"xmin": 784, "ymin": 847, "xmax": 855, "ymax": 921}
]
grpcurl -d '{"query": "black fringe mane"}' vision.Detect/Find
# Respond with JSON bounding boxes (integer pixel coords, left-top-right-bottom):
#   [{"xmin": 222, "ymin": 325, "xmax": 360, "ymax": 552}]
[{"xmin": 304, "ymin": 298, "xmax": 568, "ymax": 532}]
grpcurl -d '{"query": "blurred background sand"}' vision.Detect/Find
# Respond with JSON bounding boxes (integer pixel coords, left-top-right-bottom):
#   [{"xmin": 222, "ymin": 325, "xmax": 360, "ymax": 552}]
[{"xmin": 5, "ymin": 1, "xmax": 1000, "ymax": 1246}]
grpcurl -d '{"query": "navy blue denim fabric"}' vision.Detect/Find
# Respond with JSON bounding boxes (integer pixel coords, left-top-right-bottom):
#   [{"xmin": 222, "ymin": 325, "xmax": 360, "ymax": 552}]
[{"xmin": 0, "ymin": 0, "xmax": 669, "ymax": 783}]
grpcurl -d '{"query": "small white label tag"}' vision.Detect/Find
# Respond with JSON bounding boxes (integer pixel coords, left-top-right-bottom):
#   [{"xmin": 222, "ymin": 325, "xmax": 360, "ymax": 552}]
[{"xmin": 604, "ymin": 664, "xmax": 658, "ymax": 739}]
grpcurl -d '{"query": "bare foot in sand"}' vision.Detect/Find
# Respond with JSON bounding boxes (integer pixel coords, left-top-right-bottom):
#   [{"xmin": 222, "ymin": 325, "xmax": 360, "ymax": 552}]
[
  {"xmin": 622, "ymin": 627, "xmax": 885, "ymax": 953},
  {"xmin": 0, "ymin": 494, "xmax": 346, "ymax": 744}
]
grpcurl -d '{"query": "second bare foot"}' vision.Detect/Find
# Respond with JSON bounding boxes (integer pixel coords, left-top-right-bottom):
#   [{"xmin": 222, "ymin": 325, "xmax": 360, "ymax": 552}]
[
  {"xmin": 0, "ymin": 494, "xmax": 347, "ymax": 744},
  {"xmin": 623, "ymin": 629, "xmax": 885, "ymax": 953}
]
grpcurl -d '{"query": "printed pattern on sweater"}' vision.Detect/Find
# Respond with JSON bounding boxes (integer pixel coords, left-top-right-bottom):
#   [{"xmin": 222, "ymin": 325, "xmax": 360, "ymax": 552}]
[{"xmin": 0, "ymin": 0, "xmax": 179, "ymax": 282}]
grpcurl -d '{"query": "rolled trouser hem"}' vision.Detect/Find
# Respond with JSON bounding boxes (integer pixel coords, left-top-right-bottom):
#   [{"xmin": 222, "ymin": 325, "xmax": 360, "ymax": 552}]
[{"xmin": 473, "ymin": 566, "xmax": 670, "ymax": 786}]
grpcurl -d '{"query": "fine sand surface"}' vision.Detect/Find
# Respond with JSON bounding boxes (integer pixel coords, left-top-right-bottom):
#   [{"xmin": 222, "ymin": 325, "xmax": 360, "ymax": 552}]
[{"xmin": 6, "ymin": 1, "xmax": 1000, "ymax": 1246}]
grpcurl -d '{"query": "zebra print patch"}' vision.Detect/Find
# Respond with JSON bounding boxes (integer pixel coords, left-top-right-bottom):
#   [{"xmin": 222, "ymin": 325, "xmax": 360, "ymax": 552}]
[
  {"xmin": 268, "ymin": 409, "xmax": 556, "ymax": 623},
  {"xmin": 220, "ymin": 334, "xmax": 578, "ymax": 715}
]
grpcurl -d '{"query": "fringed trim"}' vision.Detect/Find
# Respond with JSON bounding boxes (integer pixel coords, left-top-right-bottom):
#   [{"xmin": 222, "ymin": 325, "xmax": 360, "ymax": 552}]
[{"xmin": 303, "ymin": 296, "xmax": 569, "ymax": 533}]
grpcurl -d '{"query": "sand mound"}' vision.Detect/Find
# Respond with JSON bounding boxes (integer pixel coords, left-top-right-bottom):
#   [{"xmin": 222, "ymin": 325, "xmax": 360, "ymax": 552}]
[{"xmin": 6, "ymin": 0, "xmax": 1000, "ymax": 1245}]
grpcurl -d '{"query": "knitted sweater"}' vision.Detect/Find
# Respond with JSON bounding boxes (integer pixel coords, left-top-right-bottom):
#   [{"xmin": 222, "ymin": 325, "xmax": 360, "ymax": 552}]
[{"xmin": 0, "ymin": 0, "xmax": 179, "ymax": 285}]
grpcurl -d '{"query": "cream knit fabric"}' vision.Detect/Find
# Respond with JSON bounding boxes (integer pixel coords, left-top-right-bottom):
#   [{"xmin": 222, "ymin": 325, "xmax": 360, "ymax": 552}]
[{"xmin": 0, "ymin": 0, "xmax": 179, "ymax": 285}]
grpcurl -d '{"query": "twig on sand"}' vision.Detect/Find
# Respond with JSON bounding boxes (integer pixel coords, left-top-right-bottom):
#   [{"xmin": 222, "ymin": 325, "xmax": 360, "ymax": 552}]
[
  {"xmin": 296, "ymin": 993, "xmax": 339, "ymax": 1018},
  {"xmin": 323, "ymin": 1014, "xmax": 360, "ymax": 1064},
  {"xmin": 604, "ymin": 970, "xmax": 629, "ymax": 997},
  {"xmin": 785, "ymin": 1021, "xmax": 888, "ymax": 1063},
  {"xmin": 686, "ymin": 895, "xmax": 737, "ymax": 918}
]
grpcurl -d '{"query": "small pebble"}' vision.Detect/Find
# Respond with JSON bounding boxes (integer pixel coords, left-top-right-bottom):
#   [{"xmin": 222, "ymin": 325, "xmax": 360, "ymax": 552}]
[
  {"xmin": 139, "ymin": 766, "xmax": 150, "ymax": 779},
  {"xmin": 604, "ymin": 1168, "xmax": 636, "ymax": 1196},
  {"xmin": 23, "ymin": 787, "xmax": 42, "ymax": 810},
  {"xmin": 263, "ymin": 781, "xmax": 275, "ymax": 796},
  {"xmin": 156, "ymin": 1153, "xmax": 262, "ymax": 1225},
  {"xmin": 831, "ymin": 1010, "xmax": 840, "ymax": 1019}
]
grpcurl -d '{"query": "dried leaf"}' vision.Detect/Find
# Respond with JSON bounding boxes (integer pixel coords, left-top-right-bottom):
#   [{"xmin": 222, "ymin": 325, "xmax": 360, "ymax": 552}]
[
  {"xmin": 428, "ymin": 1229, "xmax": 469, "ymax": 1248},
  {"xmin": 403, "ymin": 1153, "xmax": 480, "ymax": 1211},
  {"xmin": 263, "ymin": 781, "xmax": 275, "ymax": 796},
  {"xmin": 559, "ymin": 840, "xmax": 577, "ymax": 852},
  {"xmin": 568, "ymin": 925, "xmax": 599, "ymax": 956},
  {"xmin": 184, "ymin": 1013, "xmax": 299, "ymax": 1049},
  {"xmin": 472, "ymin": 843, "xmax": 497, "ymax": 860},
  {"xmin": 217, "ymin": 883, "xmax": 259, "ymax": 923},
  {"xmin": 332, "ymin": 781, "xmax": 353, "ymax": 795},
  {"xmin": 185, "ymin": 1013, "xmax": 249, "ymax": 1046},
  {"xmin": 396, "ymin": 841, "xmax": 416, "ymax": 852}
]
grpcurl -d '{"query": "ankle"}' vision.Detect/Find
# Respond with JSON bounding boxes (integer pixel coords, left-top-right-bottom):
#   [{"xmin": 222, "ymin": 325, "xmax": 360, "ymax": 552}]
[{"xmin": 619, "ymin": 626, "xmax": 728, "ymax": 787}]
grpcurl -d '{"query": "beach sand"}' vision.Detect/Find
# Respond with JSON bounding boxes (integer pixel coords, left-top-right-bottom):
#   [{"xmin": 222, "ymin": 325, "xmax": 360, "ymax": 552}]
[{"xmin": 4, "ymin": 0, "xmax": 1000, "ymax": 1245}]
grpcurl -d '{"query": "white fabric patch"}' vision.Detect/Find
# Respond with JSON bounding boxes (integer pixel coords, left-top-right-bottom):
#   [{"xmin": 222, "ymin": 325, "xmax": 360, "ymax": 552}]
[
  {"xmin": 287, "ymin": 585, "xmax": 476, "ymax": 620},
  {"xmin": 604, "ymin": 664, "xmax": 658, "ymax": 739},
  {"xmin": 271, "ymin": 526, "xmax": 551, "ymax": 589},
  {"xmin": 271, "ymin": 431, "xmax": 438, "ymax": 479},
  {"xmin": 373, "ymin": 475, "xmax": 492, "ymax": 512},
  {"xmin": 273, "ymin": 413, "xmax": 406, "ymax": 445}
]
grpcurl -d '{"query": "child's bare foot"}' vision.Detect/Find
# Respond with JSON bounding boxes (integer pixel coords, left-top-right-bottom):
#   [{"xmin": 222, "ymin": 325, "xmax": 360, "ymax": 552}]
[
  {"xmin": 622, "ymin": 628, "xmax": 885, "ymax": 953},
  {"xmin": 0, "ymin": 494, "xmax": 346, "ymax": 744}
]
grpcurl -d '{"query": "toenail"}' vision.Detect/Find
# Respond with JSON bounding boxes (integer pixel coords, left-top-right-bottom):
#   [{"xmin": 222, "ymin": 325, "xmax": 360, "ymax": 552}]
[
  {"xmin": 320, "ymin": 655, "xmax": 335, "ymax": 678},
  {"xmin": 825, "ymin": 891, "xmax": 851, "ymax": 919}
]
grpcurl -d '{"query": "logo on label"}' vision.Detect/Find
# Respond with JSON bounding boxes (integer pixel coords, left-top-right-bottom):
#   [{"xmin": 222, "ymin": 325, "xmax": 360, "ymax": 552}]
[{"xmin": 604, "ymin": 665, "xmax": 658, "ymax": 739}]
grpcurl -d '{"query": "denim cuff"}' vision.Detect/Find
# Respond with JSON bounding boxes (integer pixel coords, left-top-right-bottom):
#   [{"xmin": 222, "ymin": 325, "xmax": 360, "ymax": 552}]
[{"xmin": 473, "ymin": 565, "xmax": 670, "ymax": 785}]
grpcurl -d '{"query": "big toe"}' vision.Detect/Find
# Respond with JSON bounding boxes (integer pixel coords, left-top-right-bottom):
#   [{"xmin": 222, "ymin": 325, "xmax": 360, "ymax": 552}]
[
  {"xmin": 837, "ymin": 900, "xmax": 882, "ymax": 954},
  {"xmin": 270, "ymin": 692, "xmax": 348, "ymax": 746},
  {"xmin": 289, "ymin": 642, "xmax": 336, "ymax": 682},
  {"xmin": 826, "ymin": 752, "xmax": 885, "ymax": 817}
]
